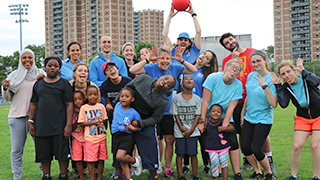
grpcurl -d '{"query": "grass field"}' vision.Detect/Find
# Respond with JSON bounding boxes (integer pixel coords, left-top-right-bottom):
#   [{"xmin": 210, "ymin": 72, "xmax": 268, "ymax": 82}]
[{"xmin": 0, "ymin": 104, "xmax": 315, "ymax": 180}]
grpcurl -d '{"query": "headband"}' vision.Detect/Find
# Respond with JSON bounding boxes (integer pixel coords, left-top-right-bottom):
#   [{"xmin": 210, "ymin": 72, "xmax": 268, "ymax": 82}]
[{"xmin": 251, "ymin": 51, "xmax": 267, "ymax": 59}]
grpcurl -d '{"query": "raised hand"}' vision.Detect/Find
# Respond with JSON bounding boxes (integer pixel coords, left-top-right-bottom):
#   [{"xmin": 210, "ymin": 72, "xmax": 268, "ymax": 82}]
[
  {"xmin": 171, "ymin": 46, "xmax": 184, "ymax": 62},
  {"xmin": 169, "ymin": 5, "xmax": 178, "ymax": 17},
  {"xmin": 295, "ymin": 57, "xmax": 304, "ymax": 72},
  {"xmin": 270, "ymin": 72, "xmax": 280, "ymax": 84},
  {"xmin": 148, "ymin": 46, "xmax": 159, "ymax": 61},
  {"xmin": 254, "ymin": 73, "xmax": 267, "ymax": 87},
  {"xmin": 231, "ymin": 47, "xmax": 240, "ymax": 59},
  {"xmin": 2, "ymin": 79, "xmax": 10, "ymax": 90},
  {"xmin": 185, "ymin": 2, "xmax": 194, "ymax": 14}
]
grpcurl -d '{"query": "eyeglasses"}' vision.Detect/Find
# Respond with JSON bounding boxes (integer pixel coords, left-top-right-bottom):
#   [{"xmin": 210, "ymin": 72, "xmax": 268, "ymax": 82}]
[
  {"xmin": 251, "ymin": 59, "xmax": 262, "ymax": 64},
  {"xmin": 229, "ymin": 64, "xmax": 241, "ymax": 72},
  {"xmin": 105, "ymin": 65, "xmax": 116, "ymax": 72}
]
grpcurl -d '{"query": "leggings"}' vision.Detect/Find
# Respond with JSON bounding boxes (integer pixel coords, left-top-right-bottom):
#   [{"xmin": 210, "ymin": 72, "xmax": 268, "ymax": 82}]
[
  {"xmin": 208, "ymin": 149, "xmax": 229, "ymax": 177},
  {"xmin": 183, "ymin": 130, "xmax": 209, "ymax": 166},
  {"xmin": 241, "ymin": 120, "xmax": 272, "ymax": 161}
]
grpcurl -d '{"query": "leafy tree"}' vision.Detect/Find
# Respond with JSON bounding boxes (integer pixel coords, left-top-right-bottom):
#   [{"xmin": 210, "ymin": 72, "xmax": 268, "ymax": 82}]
[{"xmin": 262, "ymin": 45, "xmax": 274, "ymax": 61}]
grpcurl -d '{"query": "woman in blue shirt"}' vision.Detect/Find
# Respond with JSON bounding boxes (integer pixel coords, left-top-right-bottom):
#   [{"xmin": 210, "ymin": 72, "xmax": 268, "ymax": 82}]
[{"xmin": 240, "ymin": 50, "xmax": 277, "ymax": 180}]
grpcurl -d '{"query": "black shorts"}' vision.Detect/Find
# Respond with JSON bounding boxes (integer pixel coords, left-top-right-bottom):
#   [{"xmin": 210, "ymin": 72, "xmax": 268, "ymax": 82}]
[
  {"xmin": 112, "ymin": 132, "xmax": 134, "ymax": 168},
  {"xmin": 232, "ymin": 103, "xmax": 243, "ymax": 135},
  {"xmin": 35, "ymin": 133, "xmax": 71, "ymax": 163},
  {"xmin": 157, "ymin": 115, "xmax": 174, "ymax": 136},
  {"xmin": 224, "ymin": 122, "xmax": 239, "ymax": 151}
]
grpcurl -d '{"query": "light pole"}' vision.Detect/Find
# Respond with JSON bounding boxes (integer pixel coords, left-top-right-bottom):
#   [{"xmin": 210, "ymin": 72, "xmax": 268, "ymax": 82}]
[{"xmin": 8, "ymin": 4, "xmax": 29, "ymax": 51}]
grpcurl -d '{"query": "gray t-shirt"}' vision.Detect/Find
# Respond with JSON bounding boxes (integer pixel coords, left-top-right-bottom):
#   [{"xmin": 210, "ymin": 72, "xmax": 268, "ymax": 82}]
[{"xmin": 170, "ymin": 93, "xmax": 201, "ymax": 138}]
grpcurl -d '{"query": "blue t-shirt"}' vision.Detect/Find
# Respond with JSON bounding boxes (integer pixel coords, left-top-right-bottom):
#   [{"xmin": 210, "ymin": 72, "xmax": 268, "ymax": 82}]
[
  {"xmin": 111, "ymin": 102, "xmax": 141, "ymax": 134},
  {"xmin": 289, "ymin": 75, "xmax": 308, "ymax": 108},
  {"xmin": 202, "ymin": 73, "xmax": 242, "ymax": 122},
  {"xmin": 184, "ymin": 68, "xmax": 204, "ymax": 98},
  {"xmin": 89, "ymin": 51, "xmax": 128, "ymax": 88},
  {"xmin": 59, "ymin": 58, "xmax": 84, "ymax": 81},
  {"xmin": 171, "ymin": 42, "xmax": 200, "ymax": 64},
  {"xmin": 245, "ymin": 71, "xmax": 277, "ymax": 124},
  {"xmin": 144, "ymin": 63, "xmax": 185, "ymax": 115}
]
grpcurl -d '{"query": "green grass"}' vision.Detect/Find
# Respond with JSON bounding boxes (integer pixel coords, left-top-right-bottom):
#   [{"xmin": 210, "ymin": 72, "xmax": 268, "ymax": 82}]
[{"xmin": 0, "ymin": 104, "xmax": 315, "ymax": 179}]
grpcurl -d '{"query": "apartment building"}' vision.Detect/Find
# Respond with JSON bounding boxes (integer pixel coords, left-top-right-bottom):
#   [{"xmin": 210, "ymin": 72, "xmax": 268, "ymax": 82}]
[{"xmin": 274, "ymin": 0, "xmax": 319, "ymax": 62}]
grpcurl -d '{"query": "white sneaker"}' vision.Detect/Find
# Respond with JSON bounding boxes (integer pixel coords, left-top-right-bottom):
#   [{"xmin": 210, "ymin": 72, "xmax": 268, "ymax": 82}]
[{"xmin": 131, "ymin": 156, "xmax": 142, "ymax": 175}]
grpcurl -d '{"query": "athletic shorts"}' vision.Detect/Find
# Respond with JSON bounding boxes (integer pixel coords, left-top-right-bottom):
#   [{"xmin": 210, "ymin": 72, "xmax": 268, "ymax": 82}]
[
  {"xmin": 72, "ymin": 137, "xmax": 86, "ymax": 161},
  {"xmin": 157, "ymin": 115, "xmax": 174, "ymax": 136},
  {"xmin": 175, "ymin": 137, "xmax": 198, "ymax": 156},
  {"xmin": 84, "ymin": 140, "xmax": 108, "ymax": 162},
  {"xmin": 35, "ymin": 133, "xmax": 71, "ymax": 163},
  {"xmin": 294, "ymin": 115, "xmax": 320, "ymax": 131},
  {"xmin": 232, "ymin": 103, "xmax": 243, "ymax": 135},
  {"xmin": 224, "ymin": 122, "xmax": 239, "ymax": 151},
  {"xmin": 112, "ymin": 132, "xmax": 134, "ymax": 168}
]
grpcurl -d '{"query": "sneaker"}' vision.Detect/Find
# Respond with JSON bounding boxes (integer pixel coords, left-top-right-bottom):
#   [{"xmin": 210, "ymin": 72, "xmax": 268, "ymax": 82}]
[
  {"xmin": 219, "ymin": 173, "xmax": 223, "ymax": 177},
  {"xmin": 287, "ymin": 175, "xmax": 297, "ymax": 180},
  {"xmin": 164, "ymin": 170, "xmax": 176, "ymax": 178},
  {"xmin": 312, "ymin": 177, "xmax": 320, "ymax": 180},
  {"xmin": 250, "ymin": 172, "xmax": 264, "ymax": 179},
  {"xmin": 113, "ymin": 175, "xmax": 124, "ymax": 180},
  {"xmin": 76, "ymin": 174, "xmax": 87, "ymax": 180},
  {"xmin": 268, "ymin": 156, "xmax": 277, "ymax": 174},
  {"xmin": 148, "ymin": 174, "xmax": 160, "ymax": 180},
  {"xmin": 240, "ymin": 157, "xmax": 253, "ymax": 171},
  {"xmin": 110, "ymin": 171, "xmax": 117, "ymax": 178},
  {"xmin": 182, "ymin": 166, "xmax": 191, "ymax": 174},
  {"xmin": 131, "ymin": 156, "xmax": 142, "ymax": 175},
  {"xmin": 234, "ymin": 173, "xmax": 244, "ymax": 180},
  {"xmin": 265, "ymin": 173, "xmax": 276, "ymax": 180},
  {"xmin": 203, "ymin": 166, "xmax": 210, "ymax": 174},
  {"xmin": 178, "ymin": 176, "xmax": 187, "ymax": 180},
  {"xmin": 193, "ymin": 175, "xmax": 200, "ymax": 180},
  {"xmin": 59, "ymin": 173, "xmax": 69, "ymax": 180},
  {"xmin": 42, "ymin": 174, "xmax": 52, "ymax": 180}
]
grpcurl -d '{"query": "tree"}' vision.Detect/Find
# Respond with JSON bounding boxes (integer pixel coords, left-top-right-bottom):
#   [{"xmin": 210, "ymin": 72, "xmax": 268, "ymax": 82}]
[{"xmin": 262, "ymin": 45, "xmax": 274, "ymax": 61}]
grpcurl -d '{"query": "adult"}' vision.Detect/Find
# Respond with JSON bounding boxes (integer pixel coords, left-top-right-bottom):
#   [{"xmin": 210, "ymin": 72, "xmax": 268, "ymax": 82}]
[
  {"xmin": 162, "ymin": 2, "xmax": 201, "ymax": 64},
  {"xmin": 1, "ymin": 49, "xmax": 45, "ymax": 180},
  {"xmin": 69, "ymin": 63, "xmax": 100, "ymax": 103},
  {"xmin": 128, "ymin": 74, "xmax": 176, "ymax": 180},
  {"xmin": 89, "ymin": 36, "xmax": 128, "ymax": 88},
  {"xmin": 59, "ymin": 41, "xmax": 84, "ymax": 81},
  {"xmin": 220, "ymin": 32, "xmax": 276, "ymax": 173},
  {"xmin": 198, "ymin": 59, "xmax": 243, "ymax": 180},
  {"xmin": 240, "ymin": 50, "xmax": 277, "ymax": 180},
  {"xmin": 129, "ymin": 46, "xmax": 197, "ymax": 178},
  {"xmin": 271, "ymin": 58, "xmax": 320, "ymax": 180},
  {"xmin": 122, "ymin": 42, "xmax": 138, "ymax": 79},
  {"xmin": 182, "ymin": 50, "xmax": 218, "ymax": 174}
]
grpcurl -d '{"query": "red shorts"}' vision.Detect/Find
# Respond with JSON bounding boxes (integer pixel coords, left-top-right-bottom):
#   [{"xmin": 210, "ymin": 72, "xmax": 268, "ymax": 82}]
[
  {"xmin": 84, "ymin": 140, "xmax": 108, "ymax": 162},
  {"xmin": 72, "ymin": 138, "xmax": 86, "ymax": 161},
  {"xmin": 294, "ymin": 115, "xmax": 320, "ymax": 131}
]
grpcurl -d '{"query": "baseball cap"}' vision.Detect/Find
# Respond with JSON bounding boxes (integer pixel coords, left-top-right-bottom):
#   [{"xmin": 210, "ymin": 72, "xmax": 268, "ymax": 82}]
[
  {"xmin": 177, "ymin": 32, "xmax": 190, "ymax": 40},
  {"xmin": 102, "ymin": 61, "xmax": 117, "ymax": 75}
]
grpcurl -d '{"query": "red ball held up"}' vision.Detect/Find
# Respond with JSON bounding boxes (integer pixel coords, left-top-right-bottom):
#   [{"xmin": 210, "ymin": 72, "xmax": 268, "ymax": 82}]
[{"xmin": 172, "ymin": 0, "xmax": 190, "ymax": 11}]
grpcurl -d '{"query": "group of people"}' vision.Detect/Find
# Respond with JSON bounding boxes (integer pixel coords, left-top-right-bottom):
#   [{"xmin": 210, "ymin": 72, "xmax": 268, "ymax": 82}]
[{"xmin": 2, "ymin": 3, "xmax": 320, "ymax": 180}]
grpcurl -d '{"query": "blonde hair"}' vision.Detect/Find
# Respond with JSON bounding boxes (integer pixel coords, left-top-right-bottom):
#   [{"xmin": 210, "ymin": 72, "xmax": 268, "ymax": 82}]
[
  {"xmin": 276, "ymin": 60, "xmax": 300, "ymax": 83},
  {"xmin": 157, "ymin": 47, "xmax": 171, "ymax": 56},
  {"xmin": 251, "ymin": 50, "xmax": 270, "ymax": 71},
  {"xmin": 224, "ymin": 59, "xmax": 243, "ymax": 73}
]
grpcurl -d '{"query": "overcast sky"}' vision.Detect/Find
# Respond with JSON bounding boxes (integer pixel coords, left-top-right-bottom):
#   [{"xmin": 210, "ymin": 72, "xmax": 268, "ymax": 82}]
[{"xmin": 0, "ymin": 0, "xmax": 274, "ymax": 56}]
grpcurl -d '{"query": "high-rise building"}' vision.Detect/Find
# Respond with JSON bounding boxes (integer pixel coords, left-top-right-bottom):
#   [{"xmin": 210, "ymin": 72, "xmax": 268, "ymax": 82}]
[
  {"xmin": 274, "ymin": 0, "xmax": 319, "ymax": 62},
  {"xmin": 133, "ymin": 9, "xmax": 164, "ymax": 47}
]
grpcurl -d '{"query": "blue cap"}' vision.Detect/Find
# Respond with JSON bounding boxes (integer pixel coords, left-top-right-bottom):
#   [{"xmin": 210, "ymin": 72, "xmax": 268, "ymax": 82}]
[{"xmin": 177, "ymin": 32, "xmax": 190, "ymax": 40}]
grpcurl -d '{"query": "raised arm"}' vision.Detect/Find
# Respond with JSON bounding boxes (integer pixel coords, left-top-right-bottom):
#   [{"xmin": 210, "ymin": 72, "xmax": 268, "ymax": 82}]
[
  {"xmin": 186, "ymin": 2, "xmax": 201, "ymax": 49},
  {"xmin": 162, "ymin": 5, "xmax": 178, "ymax": 47},
  {"xmin": 171, "ymin": 46, "xmax": 197, "ymax": 74}
]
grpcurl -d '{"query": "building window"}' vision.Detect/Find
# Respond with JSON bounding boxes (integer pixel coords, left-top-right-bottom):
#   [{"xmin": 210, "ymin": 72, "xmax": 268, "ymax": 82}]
[
  {"xmin": 277, "ymin": 11, "xmax": 280, "ymax": 15},
  {"xmin": 278, "ymin": 24, "xmax": 280, "ymax": 28},
  {"xmin": 277, "ymin": 4, "xmax": 279, "ymax": 8},
  {"xmin": 277, "ymin": 17, "xmax": 280, "ymax": 21},
  {"xmin": 278, "ymin": 50, "xmax": 281, "ymax": 54},
  {"xmin": 278, "ymin": 37, "xmax": 280, "ymax": 41}
]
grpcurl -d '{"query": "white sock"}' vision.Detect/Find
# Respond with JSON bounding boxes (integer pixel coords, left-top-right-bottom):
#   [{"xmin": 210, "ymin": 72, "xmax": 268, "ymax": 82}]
[{"xmin": 264, "ymin": 151, "xmax": 272, "ymax": 157}]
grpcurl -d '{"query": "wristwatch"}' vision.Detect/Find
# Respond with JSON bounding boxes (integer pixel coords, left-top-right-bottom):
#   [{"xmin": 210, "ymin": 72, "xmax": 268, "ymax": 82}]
[{"xmin": 262, "ymin": 85, "xmax": 268, "ymax": 90}]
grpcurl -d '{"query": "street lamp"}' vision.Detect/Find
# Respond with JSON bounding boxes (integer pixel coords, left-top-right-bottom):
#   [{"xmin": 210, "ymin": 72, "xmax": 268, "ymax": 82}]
[{"xmin": 8, "ymin": 4, "xmax": 29, "ymax": 51}]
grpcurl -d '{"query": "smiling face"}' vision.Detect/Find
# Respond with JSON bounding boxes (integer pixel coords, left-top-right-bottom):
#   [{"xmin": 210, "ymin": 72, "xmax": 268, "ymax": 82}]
[
  {"xmin": 100, "ymin": 36, "xmax": 113, "ymax": 54},
  {"xmin": 21, "ymin": 52, "xmax": 34, "ymax": 69},
  {"xmin": 279, "ymin": 65, "xmax": 299, "ymax": 85},
  {"xmin": 157, "ymin": 51, "xmax": 171, "ymax": 71},
  {"xmin": 123, "ymin": 45, "xmax": 135, "ymax": 61},
  {"xmin": 119, "ymin": 89, "xmax": 134, "ymax": 108},
  {"xmin": 68, "ymin": 44, "xmax": 81, "ymax": 61},
  {"xmin": 45, "ymin": 59, "xmax": 60, "ymax": 78},
  {"xmin": 140, "ymin": 48, "xmax": 150, "ymax": 61},
  {"xmin": 251, "ymin": 55, "xmax": 266, "ymax": 71},
  {"xmin": 73, "ymin": 92, "xmax": 85, "ymax": 109},
  {"xmin": 196, "ymin": 51, "xmax": 213, "ymax": 67},
  {"xmin": 86, "ymin": 87, "xmax": 98, "ymax": 105},
  {"xmin": 209, "ymin": 105, "xmax": 223, "ymax": 121},
  {"xmin": 222, "ymin": 36, "xmax": 239, "ymax": 52},
  {"xmin": 177, "ymin": 38, "xmax": 191, "ymax": 52},
  {"xmin": 155, "ymin": 74, "xmax": 175, "ymax": 91},
  {"xmin": 73, "ymin": 64, "xmax": 88, "ymax": 82},
  {"xmin": 182, "ymin": 75, "xmax": 195, "ymax": 90},
  {"xmin": 104, "ymin": 64, "xmax": 119, "ymax": 80}
]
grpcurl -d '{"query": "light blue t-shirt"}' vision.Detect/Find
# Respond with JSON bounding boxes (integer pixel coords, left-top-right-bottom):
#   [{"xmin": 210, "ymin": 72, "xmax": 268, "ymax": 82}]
[
  {"xmin": 184, "ymin": 68, "xmax": 204, "ymax": 98},
  {"xmin": 144, "ymin": 63, "xmax": 185, "ymax": 115},
  {"xmin": 111, "ymin": 102, "xmax": 141, "ymax": 134},
  {"xmin": 59, "ymin": 58, "xmax": 84, "ymax": 81},
  {"xmin": 289, "ymin": 75, "xmax": 308, "ymax": 108},
  {"xmin": 171, "ymin": 42, "xmax": 200, "ymax": 64},
  {"xmin": 245, "ymin": 71, "xmax": 277, "ymax": 125},
  {"xmin": 202, "ymin": 72, "xmax": 243, "ymax": 122}
]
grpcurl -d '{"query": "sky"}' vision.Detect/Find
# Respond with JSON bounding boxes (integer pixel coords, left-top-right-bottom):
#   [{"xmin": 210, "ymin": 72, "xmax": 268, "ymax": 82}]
[{"xmin": 0, "ymin": 0, "xmax": 274, "ymax": 56}]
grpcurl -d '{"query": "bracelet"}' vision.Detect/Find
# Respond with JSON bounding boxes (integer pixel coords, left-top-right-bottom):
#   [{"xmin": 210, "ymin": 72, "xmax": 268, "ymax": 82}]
[
  {"xmin": 145, "ymin": 59, "xmax": 149, "ymax": 64},
  {"xmin": 28, "ymin": 119, "xmax": 34, "ymax": 123},
  {"xmin": 262, "ymin": 85, "xmax": 268, "ymax": 90},
  {"xmin": 181, "ymin": 59, "xmax": 185, "ymax": 64},
  {"xmin": 191, "ymin": 13, "xmax": 197, "ymax": 17}
]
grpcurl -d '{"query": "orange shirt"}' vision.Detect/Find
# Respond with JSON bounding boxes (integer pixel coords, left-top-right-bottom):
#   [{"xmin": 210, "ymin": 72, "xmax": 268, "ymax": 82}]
[{"xmin": 78, "ymin": 103, "xmax": 108, "ymax": 143}]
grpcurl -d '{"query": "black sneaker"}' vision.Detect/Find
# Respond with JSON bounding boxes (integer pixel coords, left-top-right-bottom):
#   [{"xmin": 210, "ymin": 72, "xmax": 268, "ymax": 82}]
[
  {"xmin": 268, "ymin": 156, "xmax": 277, "ymax": 174},
  {"xmin": 164, "ymin": 171, "xmax": 176, "ymax": 179},
  {"xmin": 240, "ymin": 157, "xmax": 253, "ymax": 171},
  {"xmin": 234, "ymin": 173, "xmax": 244, "ymax": 180},
  {"xmin": 250, "ymin": 172, "xmax": 264, "ymax": 179},
  {"xmin": 76, "ymin": 174, "xmax": 87, "ymax": 180},
  {"xmin": 203, "ymin": 166, "xmax": 210, "ymax": 174},
  {"xmin": 193, "ymin": 175, "xmax": 200, "ymax": 180},
  {"xmin": 178, "ymin": 176, "xmax": 187, "ymax": 180},
  {"xmin": 265, "ymin": 173, "xmax": 276, "ymax": 180},
  {"xmin": 182, "ymin": 166, "xmax": 190, "ymax": 174},
  {"xmin": 42, "ymin": 174, "xmax": 52, "ymax": 180},
  {"xmin": 59, "ymin": 173, "xmax": 69, "ymax": 180}
]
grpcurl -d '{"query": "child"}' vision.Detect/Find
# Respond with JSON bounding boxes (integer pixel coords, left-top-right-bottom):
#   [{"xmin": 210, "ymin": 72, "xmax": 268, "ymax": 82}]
[
  {"xmin": 111, "ymin": 85, "xmax": 142, "ymax": 180},
  {"xmin": 205, "ymin": 104, "xmax": 234, "ymax": 180},
  {"xmin": 78, "ymin": 85, "xmax": 108, "ymax": 180},
  {"xmin": 28, "ymin": 56, "xmax": 73, "ymax": 180},
  {"xmin": 72, "ymin": 90, "xmax": 87, "ymax": 180},
  {"xmin": 170, "ymin": 75, "xmax": 201, "ymax": 180}
]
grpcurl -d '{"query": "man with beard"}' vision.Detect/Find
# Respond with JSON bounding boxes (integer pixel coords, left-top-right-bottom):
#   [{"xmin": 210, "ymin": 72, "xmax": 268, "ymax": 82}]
[{"xmin": 89, "ymin": 36, "xmax": 128, "ymax": 89}]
